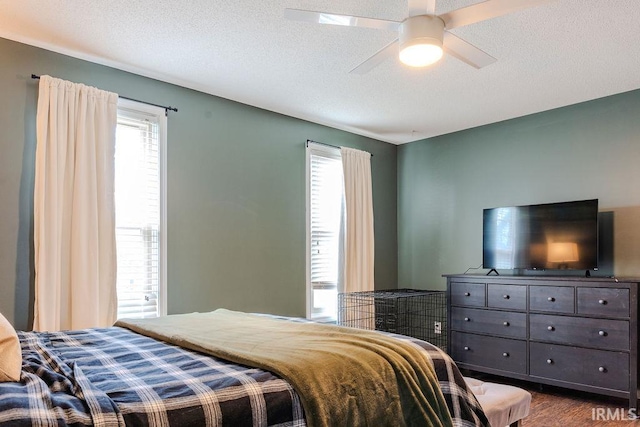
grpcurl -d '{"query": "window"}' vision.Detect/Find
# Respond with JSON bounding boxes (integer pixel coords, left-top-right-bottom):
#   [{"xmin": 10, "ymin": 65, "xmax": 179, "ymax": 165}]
[
  {"xmin": 306, "ymin": 143, "xmax": 343, "ymax": 321},
  {"xmin": 115, "ymin": 99, "xmax": 167, "ymax": 319}
]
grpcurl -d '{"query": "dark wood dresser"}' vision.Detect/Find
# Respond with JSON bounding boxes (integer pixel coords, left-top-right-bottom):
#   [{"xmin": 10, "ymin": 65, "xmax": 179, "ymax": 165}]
[{"xmin": 445, "ymin": 274, "xmax": 639, "ymax": 409}]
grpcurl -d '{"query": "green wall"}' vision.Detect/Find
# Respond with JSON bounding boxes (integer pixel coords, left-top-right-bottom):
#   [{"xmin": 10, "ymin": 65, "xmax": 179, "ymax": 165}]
[
  {"xmin": 5, "ymin": 36, "xmax": 640, "ymax": 330},
  {"xmin": 0, "ymin": 38, "xmax": 398, "ymax": 330},
  {"xmin": 398, "ymin": 89, "xmax": 640, "ymax": 290}
]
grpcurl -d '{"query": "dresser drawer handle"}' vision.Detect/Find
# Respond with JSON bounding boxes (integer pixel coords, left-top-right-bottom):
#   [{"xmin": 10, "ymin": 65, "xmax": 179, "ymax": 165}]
[
  {"xmin": 503, "ymin": 321, "xmax": 510, "ymax": 327},
  {"xmin": 464, "ymin": 292, "xmax": 471, "ymax": 297},
  {"xmin": 599, "ymin": 330, "xmax": 607, "ymax": 336},
  {"xmin": 547, "ymin": 326, "xmax": 555, "ymax": 331},
  {"xmin": 503, "ymin": 294, "xmax": 510, "ymax": 299},
  {"xmin": 547, "ymin": 297, "xmax": 555, "ymax": 302},
  {"xmin": 464, "ymin": 317, "xmax": 471, "ymax": 322},
  {"xmin": 599, "ymin": 366, "xmax": 607, "ymax": 373},
  {"xmin": 502, "ymin": 352, "xmax": 509, "ymax": 357},
  {"xmin": 598, "ymin": 299, "xmax": 607, "ymax": 305},
  {"xmin": 463, "ymin": 346, "xmax": 470, "ymax": 351},
  {"xmin": 546, "ymin": 359, "xmax": 553, "ymax": 365}
]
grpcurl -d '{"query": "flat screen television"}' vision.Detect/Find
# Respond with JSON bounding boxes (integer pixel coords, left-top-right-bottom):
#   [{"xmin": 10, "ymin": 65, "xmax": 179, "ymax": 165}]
[{"xmin": 483, "ymin": 199, "xmax": 598, "ymax": 271}]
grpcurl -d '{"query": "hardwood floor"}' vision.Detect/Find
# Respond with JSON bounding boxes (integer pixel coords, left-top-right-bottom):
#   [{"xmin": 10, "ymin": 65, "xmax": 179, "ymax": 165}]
[
  {"xmin": 522, "ymin": 384, "xmax": 636, "ymax": 426},
  {"xmin": 465, "ymin": 373, "xmax": 638, "ymax": 426}
]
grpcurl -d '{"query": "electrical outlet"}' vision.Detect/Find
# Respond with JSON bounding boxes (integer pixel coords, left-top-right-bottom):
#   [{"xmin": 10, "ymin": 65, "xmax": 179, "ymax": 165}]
[{"xmin": 434, "ymin": 321, "xmax": 442, "ymax": 334}]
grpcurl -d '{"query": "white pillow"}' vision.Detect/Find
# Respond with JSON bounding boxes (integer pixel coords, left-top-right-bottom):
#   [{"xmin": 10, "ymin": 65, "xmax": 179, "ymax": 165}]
[{"xmin": 0, "ymin": 312, "xmax": 21, "ymax": 382}]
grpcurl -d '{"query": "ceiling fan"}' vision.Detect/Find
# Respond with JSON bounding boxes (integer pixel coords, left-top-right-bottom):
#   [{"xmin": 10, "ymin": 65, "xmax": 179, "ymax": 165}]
[{"xmin": 285, "ymin": 0, "xmax": 554, "ymax": 74}]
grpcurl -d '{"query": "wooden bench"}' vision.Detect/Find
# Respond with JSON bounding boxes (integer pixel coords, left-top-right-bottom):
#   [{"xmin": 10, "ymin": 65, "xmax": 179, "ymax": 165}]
[{"xmin": 464, "ymin": 377, "xmax": 532, "ymax": 427}]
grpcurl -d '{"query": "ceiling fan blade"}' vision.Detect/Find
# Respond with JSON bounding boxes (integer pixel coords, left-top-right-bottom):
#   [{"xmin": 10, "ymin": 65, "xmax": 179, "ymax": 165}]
[
  {"xmin": 284, "ymin": 9, "xmax": 400, "ymax": 31},
  {"xmin": 440, "ymin": 0, "xmax": 555, "ymax": 30},
  {"xmin": 443, "ymin": 32, "xmax": 496, "ymax": 69},
  {"xmin": 408, "ymin": 0, "xmax": 436, "ymax": 16},
  {"xmin": 350, "ymin": 39, "xmax": 399, "ymax": 74}
]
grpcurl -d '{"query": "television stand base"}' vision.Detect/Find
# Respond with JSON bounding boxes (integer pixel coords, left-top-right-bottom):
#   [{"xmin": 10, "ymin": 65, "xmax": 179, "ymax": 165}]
[{"xmin": 486, "ymin": 269, "xmax": 499, "ymax": 276}]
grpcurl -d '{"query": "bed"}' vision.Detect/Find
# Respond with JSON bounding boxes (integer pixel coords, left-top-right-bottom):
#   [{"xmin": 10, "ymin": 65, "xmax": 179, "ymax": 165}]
[{"xmin": 0, "ymin": 309, "xmax": 488, "ymax": 426}]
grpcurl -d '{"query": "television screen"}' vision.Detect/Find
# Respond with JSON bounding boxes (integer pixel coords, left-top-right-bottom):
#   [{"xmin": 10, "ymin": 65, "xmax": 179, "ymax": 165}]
[{"xmin": 483, "ymin": 199, "xmax": 598, "ymax": 271}]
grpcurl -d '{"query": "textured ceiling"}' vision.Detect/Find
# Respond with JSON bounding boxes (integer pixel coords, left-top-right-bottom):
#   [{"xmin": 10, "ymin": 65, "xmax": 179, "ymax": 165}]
[{"xmin": 1, "ymin": 0, "xmax": 639, "ymax": 144}]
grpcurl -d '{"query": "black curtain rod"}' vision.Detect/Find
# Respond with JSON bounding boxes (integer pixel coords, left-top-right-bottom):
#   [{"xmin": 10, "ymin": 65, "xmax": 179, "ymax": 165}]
[
  {"xmin": 306, "ymin": 139, "xmax": 373, "ymax": 157},
  {"xmin": 31, "ymin": 74, "xmax": 178, "ymax": 115}
]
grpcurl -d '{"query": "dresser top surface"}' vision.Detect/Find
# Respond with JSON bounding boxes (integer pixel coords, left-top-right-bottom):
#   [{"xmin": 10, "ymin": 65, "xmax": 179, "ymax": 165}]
[{"xmin": 444, "ymin": 274, "xmax": 640, "ymax": 286}]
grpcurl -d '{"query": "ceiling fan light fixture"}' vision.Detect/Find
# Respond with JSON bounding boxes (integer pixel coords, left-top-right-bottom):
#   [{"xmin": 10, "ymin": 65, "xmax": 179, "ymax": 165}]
[
  {"xmin": 399, "ymin": 15, "xmax": 444, "ymax": 68},
  {"xmin": 399, "ymin": 42, "xmax": 443, "ymax": 67}
]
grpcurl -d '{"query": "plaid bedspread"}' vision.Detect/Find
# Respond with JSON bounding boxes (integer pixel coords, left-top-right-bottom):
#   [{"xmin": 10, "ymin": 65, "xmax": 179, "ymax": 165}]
[{"xmin": 0, "ymin": 321, "xmax": 487, "ymax": 427}]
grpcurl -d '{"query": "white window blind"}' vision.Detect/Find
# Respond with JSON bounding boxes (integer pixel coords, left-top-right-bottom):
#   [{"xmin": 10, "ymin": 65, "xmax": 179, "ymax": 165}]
[
  {"xmin": 307, "ymin": 143, "xmax": 343, "ymax": 321},
  {"xmin": 115, "ymin": 100, "xmax": 166, "ymax": 319}
]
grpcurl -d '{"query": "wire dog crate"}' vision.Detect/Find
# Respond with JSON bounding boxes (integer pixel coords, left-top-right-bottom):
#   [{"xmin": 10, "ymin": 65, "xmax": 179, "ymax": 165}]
[{"xmin": 337, "ymin": 289, "xmax": 447, "ymax": 351}]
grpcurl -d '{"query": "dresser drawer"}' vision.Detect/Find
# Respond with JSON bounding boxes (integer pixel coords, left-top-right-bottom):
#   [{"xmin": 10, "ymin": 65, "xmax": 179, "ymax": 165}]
[
  {"xmin": 577, "ymin": 288, "xmax": 630, "ymax": 318},
  {"xmin": 530, "ymin": 286, "xmax": 574, "ymax": 313},
  {"xmin": 530, "ymin": 343, "xmax": 629, "ymax": 391},
  {"xmin": 450, "ymin": 282, "xmax": 485, "ymax": 307},
  {"xmin": 487, "ymin": 284, "xmax": 527, "ymax": 311},
  {"xmin": 452, "ymin": 332, "xmax": 527, "ymax": 374},
  {"xmin": 451, "ymin": 307, "xmax": 527, "ymax": 339},
  {"xmin": 530, "ymin": 314, "xmax": 629, "ymax": 351}
]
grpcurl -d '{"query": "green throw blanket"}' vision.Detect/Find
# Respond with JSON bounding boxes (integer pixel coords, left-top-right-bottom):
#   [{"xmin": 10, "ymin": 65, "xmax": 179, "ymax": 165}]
[{"xmin": 116, "ymin": 309, "xmax": 454, "ymax": 427}]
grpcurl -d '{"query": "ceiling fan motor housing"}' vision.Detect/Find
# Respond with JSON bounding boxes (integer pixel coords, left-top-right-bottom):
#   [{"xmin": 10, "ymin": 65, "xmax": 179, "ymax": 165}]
[{"xmin": 399, "ymin": 15, "xmax": 445, "ymax": 67}]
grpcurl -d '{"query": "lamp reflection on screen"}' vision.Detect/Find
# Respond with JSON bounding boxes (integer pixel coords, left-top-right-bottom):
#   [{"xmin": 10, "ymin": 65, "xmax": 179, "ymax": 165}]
[{"xmin": 547, "ymin": 242, "xmax": 579, "ymax": 269}]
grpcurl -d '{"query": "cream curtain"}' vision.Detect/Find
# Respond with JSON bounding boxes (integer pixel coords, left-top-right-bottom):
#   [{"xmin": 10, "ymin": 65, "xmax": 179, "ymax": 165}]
[
  {"xmin": 33, "ymin": 75, "xmax": 118, "ymax": 331},
  {"xmin": 339, "ymin": 147, "xmax": 374, "ymax": 294}
]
